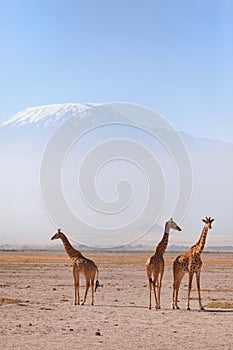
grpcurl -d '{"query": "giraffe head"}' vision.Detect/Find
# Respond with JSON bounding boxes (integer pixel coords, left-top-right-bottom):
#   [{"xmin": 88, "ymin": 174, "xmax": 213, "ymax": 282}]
[
  {"xmin": 51, "ymin": 228, "xmax": 63, "ymax": 240},
  {"xmin": 166, "ymin": 218, "xmax": 182, "ymax": 232},
  {"xmin": 202, "ymin": 217, "xmax": 214, "ymax": 229}
]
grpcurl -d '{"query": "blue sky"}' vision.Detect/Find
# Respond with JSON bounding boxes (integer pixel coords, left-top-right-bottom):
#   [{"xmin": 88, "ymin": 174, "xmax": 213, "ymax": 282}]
[{"xmin": 0, "ymin": 0, "xmax": 232, "ymax": 142}]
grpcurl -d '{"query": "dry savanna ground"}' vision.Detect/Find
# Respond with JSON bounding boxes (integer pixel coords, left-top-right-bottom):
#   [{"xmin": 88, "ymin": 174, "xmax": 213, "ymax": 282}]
[{"xmin": 0, "ymin": 250, "xmax": 232, "ymax": 350}]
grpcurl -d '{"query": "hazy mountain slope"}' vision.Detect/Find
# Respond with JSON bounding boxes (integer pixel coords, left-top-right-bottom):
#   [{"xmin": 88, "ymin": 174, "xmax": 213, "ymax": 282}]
[{"xmin": 0, "ymin": 104, "xmax": 232, "ymax": 248}]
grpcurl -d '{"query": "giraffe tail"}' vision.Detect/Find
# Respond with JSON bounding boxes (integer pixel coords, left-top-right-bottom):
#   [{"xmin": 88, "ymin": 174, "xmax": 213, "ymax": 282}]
[
  {"xmin": 95, "ymin": 267, "xmax": 100, "ymax": 292},
  {"xmin": 149, "ymin": 278, "xmax": 157, "ymax": 287}
]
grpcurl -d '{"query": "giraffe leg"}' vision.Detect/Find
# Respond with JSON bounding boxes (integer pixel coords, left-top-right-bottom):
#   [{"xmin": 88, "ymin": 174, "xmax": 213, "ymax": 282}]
[
  {"xmin": 73, "ymin": 269, "xmax": 80, "ymax": 305},
  {"xmin": 148, "ymin": 278, "xmax": 152, "ymax": 310},
  {"xmin": 187, "ymin": 272, "xmax": 194, "ymax": 310},
  {"xmin": 91, "ymin": 278, "xmax": 95, "ymax": 306},
  {"xmin": 77, "ymin": 278, "xmax": 80, "ymax": 305},
  {"xmin": 146, "ymin": 264, "xmax": 153, "ymax": 310},
  {"xmin": 152, "ymin": 278, "xmax": 158, "ymax": 309},
  {"xmin": 173, "ymin": 279, "xmax": 182, "ymax": 309},
  {"xmin": 74, "ymin": 283, "xmax": 77, "ymax": 305},
  {"xmin": 82, "ymin": 279, "xmax": 90, "ymax": 305},
  {"xmin": 157, "ymin": 271, "xmax": 163, "ymax": 309},
  {"xmin": 172, "ymin": 280, "xmax": 180, "ymax": 309},
  {"xmin": 75, "ymin": 280, "xmax": 80, "ymax": 305},
  {"xmin": 172, "ymin": 286, "xmax": 176, "ymax": 309},
  {"xmin": 196, "ymin": 271, "xmax": 204, "ymax": 310},
  {"xmin": 172, "ymin": 284, "xmax": 175, "ymax": 309},
  {"xmin": 172, "ymin": 269, "xmax": 185, "ymax": 309}
]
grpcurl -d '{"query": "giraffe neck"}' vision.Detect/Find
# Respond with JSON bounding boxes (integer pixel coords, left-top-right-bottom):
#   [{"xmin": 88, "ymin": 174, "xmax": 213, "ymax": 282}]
[
  {"xmin": 59, "ymin": 234, "xmax": 82, "ymax": 258},
  {"xmin": 155, "ymin": 227, "xmax": 170, "ymax": 255},
  {"xmin": 195, "ymin": 225, "xmax": 209, "ymax": 254}
]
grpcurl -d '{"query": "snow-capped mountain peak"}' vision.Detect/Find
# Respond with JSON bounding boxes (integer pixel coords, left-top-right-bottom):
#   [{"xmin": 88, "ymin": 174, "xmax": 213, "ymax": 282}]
[{"xmin": 0, "ymin": 103, "xmax": 96, "ymax": 128}]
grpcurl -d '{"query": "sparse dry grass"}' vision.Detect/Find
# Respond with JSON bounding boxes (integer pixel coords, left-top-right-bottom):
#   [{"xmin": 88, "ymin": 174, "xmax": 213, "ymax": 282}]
[
  {"xmin": 0, "ymin": 250, "xmax": 148, "ymax": 265},
  {"xmin": 0, "ymin": 250, "xmax": 232, "ymax": 265},
  {"xmin": 206, "ymin": 301, "xmax": 233, "ymax": 309},
  {"xmin": 0, "ymin": 297, "xmax": 23, "ymax": 305}
]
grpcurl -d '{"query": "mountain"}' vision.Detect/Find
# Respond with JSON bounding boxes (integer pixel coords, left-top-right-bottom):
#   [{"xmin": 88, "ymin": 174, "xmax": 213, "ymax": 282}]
[
  {"xmin": 0, "ymin": 103, "xmax": 232, "ymax": 249},
  {"xmin": 0, "ymin": 103, "xmax": 97, "ymax": 128}
]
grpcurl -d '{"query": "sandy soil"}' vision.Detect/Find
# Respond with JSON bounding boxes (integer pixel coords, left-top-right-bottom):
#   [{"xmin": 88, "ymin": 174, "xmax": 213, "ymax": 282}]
[{"xmin": 0, "ymin": 250, "xmax": 232, "ymax": 350}]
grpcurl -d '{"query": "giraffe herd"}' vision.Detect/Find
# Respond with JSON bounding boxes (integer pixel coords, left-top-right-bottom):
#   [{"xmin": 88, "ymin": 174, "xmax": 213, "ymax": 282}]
[{"xmin": 51, "ymin": 217, "xmax": 214, "ymax": 311}]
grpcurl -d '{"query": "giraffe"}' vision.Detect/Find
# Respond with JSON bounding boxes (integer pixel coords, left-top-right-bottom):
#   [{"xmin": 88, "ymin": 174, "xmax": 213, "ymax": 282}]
[
  {"xmin": 172, "ymin": 217, "xmax": 214, "ymax": 310},
  {"xmin": 146, "ymin": 218, "xmax": 182, "ymax": 309},
  {"xmin": 51, "ymin": 228, "xmax": 100, "ymax": 305}
]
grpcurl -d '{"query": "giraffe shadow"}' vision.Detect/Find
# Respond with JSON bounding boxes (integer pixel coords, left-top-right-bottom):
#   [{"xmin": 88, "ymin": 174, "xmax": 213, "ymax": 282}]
[
  {"xmin": 95, "ymin": 304, "xmax": 148, "ymax": 309},
  {"xmin": 171, "ymin": 308, "xmax": 233, "ymax": 313},
  {"xmin": 203, "ymin": 308, "xmax": 233, "ymax": 313}
]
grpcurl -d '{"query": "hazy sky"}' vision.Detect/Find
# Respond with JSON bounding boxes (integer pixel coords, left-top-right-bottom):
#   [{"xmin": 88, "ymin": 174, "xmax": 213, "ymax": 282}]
[{"xmin": 0, "ymin": 0, "xmax": 232, "ymax": 142}]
